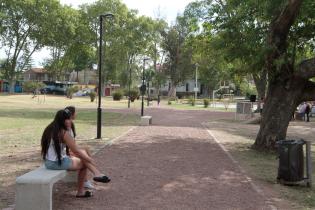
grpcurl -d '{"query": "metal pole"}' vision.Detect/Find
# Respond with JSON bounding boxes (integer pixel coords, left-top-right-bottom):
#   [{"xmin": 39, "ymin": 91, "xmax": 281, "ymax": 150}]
[
  {"xmin": 141, "ymin": 59, "xmax": 146, "ymax": 116},
  {"xmin": 306, "ymin": 141, "xmax": 312, "ymax": 187},
  {"xmin": 97, "ymin": 16, "xmax": 103, "ymax": 139},
  {"xmin": 195, "ymin": 64, "xmax": 198, "ymax": 103},
  {"xmin": 128, "ymin": 58, "xmax": 131, "ymax": 108},
  {"xmin": 147, "ymin": 74, "xmax": 150, "ymax": 106}
]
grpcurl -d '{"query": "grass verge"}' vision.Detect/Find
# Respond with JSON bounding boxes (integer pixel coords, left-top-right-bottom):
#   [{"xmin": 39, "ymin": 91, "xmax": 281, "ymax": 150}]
[{"xmin": 209, "ymin": 122, "xmax": 315, "ymax": 209}]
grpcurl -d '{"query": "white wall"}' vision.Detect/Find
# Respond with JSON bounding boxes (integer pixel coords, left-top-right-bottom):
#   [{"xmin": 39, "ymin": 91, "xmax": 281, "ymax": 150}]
[{"xmin": 159, "ymin": 79, "xmax": 200, "ymax": 93}]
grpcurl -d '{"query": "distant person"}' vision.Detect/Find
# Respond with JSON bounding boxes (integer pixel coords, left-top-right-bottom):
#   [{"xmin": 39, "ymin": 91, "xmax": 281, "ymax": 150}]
[
  {"xmin": 157, "ymin": 94, "xmax": 161, "ymax": 106},
  {"xmin": 260, "ymin": 97, "xmax": 265, "ymax": 115},
  {"xmin": 298, "ymin": 102, "xmax": 307, "ymax": 121},
  {"xmin": 41, "ymin": 110, "xmax": 110, "ymax": 198},
  {"xmin": 65, "ymin": 106, "xmax": 95, "ymax": 189},
  {"xmin": 305, "ymin": 102, "xmax": 311, "ymax": 122}
]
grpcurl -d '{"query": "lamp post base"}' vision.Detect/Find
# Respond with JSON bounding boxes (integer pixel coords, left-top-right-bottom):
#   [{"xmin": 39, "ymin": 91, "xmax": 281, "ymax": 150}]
[{"xmin": 97, "ymin": 107, "xmax": 102, "ymax": 139}]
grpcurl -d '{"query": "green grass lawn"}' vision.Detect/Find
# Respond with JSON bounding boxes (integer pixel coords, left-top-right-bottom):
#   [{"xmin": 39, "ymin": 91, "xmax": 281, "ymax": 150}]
[
  {"xmin": 0, "ymin": 94, "xmax": 140, "ymax": 209},
  {"xmin": 210, "ymin": 125, "xmax": 315, "ymax": 209}
]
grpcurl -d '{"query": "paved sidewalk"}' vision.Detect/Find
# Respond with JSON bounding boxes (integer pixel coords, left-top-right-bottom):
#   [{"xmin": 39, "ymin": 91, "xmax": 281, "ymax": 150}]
[{"xmin": 54, "ymin": 109, "xmax": 281, "ymax": 210}]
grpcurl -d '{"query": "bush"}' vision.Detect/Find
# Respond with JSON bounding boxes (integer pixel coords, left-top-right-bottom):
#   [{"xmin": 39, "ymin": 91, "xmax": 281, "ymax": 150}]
[
  {"xmin": 129, "ymin": 89, "xmax": 139, "ymax": 102},
  {"xmin": 66, "ymin": 86, "xmax": 79, "ymax": 99},
  {"xmin": 204, "ymin": 99, "xmax": 210, "ymax": 108},
  {"xmin": 89, "ymin": 91, "xmax": 96, "ymax": 102},
  {"xmin": 23, "ymin": 81, "xmax": 45, "ymax": 93},
  {"xmin": 188, "ymin": 96, "xmax": 195, "ymax": 106},
  {"xmin": 113, "ymin": 91, "xmax": 123, "ymax": 101},
  {"xmin": 168, "ymin": 97, "xmax": 177, "ymax": 101},
  {"xmin": 122, "ymin": 88, "xmax": 129, "ymax": 97},
  {"xmin": 168, "ymin": 100, "xmax": 172, "ymax": 105},
  {"xmin": 239, "ymin": 82, "xmax": 257, "ymax": 99}
]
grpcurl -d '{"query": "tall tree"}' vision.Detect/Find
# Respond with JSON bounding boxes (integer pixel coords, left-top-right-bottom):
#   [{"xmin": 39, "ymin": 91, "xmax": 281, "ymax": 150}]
[
  {"xmin": 161, "ymin": 17, "xmax": 194, "ymax": 97},
  {"xmin": 81, "ymin": 0, "xmax": 160, "ymax": 87},
  {"xmin": 44, "ymin": 5, "xmax": 94, "ymax": 80},
  {"xmin": 254, "ymin": 0, "xmax": 315, "ymax": 150},
  {"xmin": 0, "ymin": 0, "xmax": 61, "ymax": 91}
]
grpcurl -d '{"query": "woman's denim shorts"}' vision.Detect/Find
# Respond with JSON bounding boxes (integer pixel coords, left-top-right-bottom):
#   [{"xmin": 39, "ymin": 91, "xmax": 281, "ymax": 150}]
[{"xmin": 45, "ymin": 156, "xmax": 72, "ymax": 170}]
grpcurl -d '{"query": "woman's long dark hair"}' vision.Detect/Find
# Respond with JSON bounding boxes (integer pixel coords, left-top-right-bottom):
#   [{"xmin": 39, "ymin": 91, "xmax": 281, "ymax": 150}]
[
  {"xmin": 41, "ymin": 110, "xmax": 71, "ymax": 165},
  {"xmin": 65, "ymin": 106, "xmax": 76, "ymax": 137},
  {"xmin": 65, "ymin": 106, "xmax": 76, "ymax": 156}
]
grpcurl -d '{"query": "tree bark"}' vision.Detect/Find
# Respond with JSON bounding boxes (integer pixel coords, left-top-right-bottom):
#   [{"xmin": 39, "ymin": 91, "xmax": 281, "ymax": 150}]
[
  {"xmin": 252, "ymin": 70, "xmax": 267, "ymax": 110},
  {"xmin": 168, "ymin": 83, "xmax": 177, "ymax": 97},
  {"xmin": 254, "ymin": 0, "xmax": 304, "ymax": 150},
  {"xmin": 253, "ymin": 75, "xmax": 305, "ymax": 150}
]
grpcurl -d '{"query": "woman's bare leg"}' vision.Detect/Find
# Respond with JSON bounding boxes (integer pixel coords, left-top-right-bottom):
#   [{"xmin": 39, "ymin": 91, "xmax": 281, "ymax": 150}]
[
  {"xmin": 78, "ymin": 149, "xmax": 103, "ymax": 177},
  {"xmin": 69, "ymin": 154, "xmax": 102, "ymax": 177},
  {"xmin": 69, "ymin": 157, "xmax": 88, "ymax": 195},
  {"xmin": 77, "ymin": 167, "xmax": 87, "ymax": 194}
]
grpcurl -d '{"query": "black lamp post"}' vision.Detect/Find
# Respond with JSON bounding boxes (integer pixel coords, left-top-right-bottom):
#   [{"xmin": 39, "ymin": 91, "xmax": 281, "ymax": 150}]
[
  {"xmin": 141, "ymin": 58, "xmax": 149, "ymax": 116},
  {"xmin": 147, "ymin": 71, "xmax": 150, "ymax": 106},
  {"xmin": 128, "ymin": 57, "xmax": 132, "ymax": 108},
  {"xmin": 97, "ymin": 13, "xmax": 114, "ymax": 139}
]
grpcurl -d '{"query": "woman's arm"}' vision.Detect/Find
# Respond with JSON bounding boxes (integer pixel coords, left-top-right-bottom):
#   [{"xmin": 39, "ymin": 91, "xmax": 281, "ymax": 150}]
[{"xmin": 63, "ymin": 131, "xmax": 93, "ymax": 163}]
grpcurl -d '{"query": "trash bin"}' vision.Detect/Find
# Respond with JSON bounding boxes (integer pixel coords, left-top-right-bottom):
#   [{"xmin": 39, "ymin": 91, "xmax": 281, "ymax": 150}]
[{"xmin": 276, "ymin": 139, "xmax": 305, "ymax": 183}]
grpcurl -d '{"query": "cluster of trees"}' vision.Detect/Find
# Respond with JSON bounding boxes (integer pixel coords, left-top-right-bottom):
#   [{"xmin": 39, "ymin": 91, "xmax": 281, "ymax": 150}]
[
  {"xmin": 182, "ymin": 0, "xmax": 315, "ymax": 150},
  {"xmin": 1, "ymin": 0, "xmax": 314, "ymax": 150},
  {"xmin": 0, "ymin": 0, "xmax": 204, "ymax": 97}
]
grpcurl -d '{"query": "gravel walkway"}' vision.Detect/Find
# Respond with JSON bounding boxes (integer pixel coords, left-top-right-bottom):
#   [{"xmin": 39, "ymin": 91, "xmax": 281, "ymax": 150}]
[{"xmin": 53, "ymin": 108, "xmax": 280, "ymax": 210}]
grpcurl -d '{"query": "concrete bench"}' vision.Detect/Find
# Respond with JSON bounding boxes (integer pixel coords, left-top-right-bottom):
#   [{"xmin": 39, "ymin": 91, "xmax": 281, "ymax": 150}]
[
  {"xmin": 140, "ymin": 116, "xmax": 152, "ymax": 126},
  {"xmin": 16, "ymin": 165, "xmax": 76, "ymax": 210}
]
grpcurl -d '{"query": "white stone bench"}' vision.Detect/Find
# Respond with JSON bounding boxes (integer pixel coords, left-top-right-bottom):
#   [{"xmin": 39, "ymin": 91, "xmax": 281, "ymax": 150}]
[
  {"xmin": 140, "ymin": 116, "xmax": 152, "ymax": 126},
  {"xmin": 16, "ymin": 165, "xmax": 76, "ymax": 210}
]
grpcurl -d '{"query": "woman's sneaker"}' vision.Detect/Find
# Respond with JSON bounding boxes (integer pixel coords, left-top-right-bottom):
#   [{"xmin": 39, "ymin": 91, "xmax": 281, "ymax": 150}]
[{"xmin": 84, "ymin": 180, "xmax": 95, "ymax": 189}]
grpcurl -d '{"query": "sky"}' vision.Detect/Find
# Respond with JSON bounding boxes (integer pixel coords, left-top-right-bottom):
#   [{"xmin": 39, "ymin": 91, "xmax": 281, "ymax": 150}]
[{"xmin": 61, "ymin": 0, "xmax": 194, "ymax": 24}]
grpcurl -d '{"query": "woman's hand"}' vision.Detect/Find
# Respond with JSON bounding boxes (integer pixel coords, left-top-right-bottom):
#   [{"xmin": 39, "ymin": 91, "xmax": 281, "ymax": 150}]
[{"xmin": 63, "ymin": 131, "xmax": 92, "ymax": 163}]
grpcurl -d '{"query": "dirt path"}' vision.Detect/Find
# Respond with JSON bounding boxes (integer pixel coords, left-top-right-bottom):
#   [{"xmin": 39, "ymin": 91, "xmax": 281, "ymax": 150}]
[{"xmin": 54, "ymin": 108, "xmax": 289, "ymax": 210}]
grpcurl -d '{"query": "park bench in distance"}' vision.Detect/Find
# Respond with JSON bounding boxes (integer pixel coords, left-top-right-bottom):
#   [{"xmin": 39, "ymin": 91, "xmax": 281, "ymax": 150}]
[{"xmin": 140, "ymin": 116, "xmax": 152, "ymax": 126}]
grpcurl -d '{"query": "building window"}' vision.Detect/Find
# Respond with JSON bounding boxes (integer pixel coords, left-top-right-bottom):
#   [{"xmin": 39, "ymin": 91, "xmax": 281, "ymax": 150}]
[{"xmin": 186, "ymin": 83, "xmax": 189, "ymax": 92}]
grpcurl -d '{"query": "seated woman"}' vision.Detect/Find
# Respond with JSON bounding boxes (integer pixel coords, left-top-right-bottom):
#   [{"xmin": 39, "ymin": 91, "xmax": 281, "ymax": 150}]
[
  {"xmin": 41, "ymin": 109, "xmax": 110, "ymax": 198},
  {"xmin": 64, "ymin": 106, "xmax": 94, "ymax": 189}
]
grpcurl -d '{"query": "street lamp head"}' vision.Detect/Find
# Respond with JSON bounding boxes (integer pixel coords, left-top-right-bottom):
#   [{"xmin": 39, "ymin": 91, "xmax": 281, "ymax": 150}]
[{"xmin": 100, "ymin": 13, "xmax": 114, "ymax": 19}]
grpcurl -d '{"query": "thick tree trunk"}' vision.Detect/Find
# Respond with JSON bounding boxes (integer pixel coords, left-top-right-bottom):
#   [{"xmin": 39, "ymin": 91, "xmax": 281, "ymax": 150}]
[
  {"xmin": 168, "ymin": 83, "xmax": 177, "ymax": 97},
  {"xmin": 253, "ymin": 0, "xmax": 303, "ymax": 150},
  {"xmin": 252, "ymin": 71, "xmax": 266, "ymax": 99},
  {"xmin": 253, "ymin": 76, "xmax": 304, "ymax": 150},
  {"xmin": 253, "ymin": 71, "xmax": 267, "ymax": 110},
  {"xmin": 9, "ymin": 80, "xmax": 15, "ymax": 93}
]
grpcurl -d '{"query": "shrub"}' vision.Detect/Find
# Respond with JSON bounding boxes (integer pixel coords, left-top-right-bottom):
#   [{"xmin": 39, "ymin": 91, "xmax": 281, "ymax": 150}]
[
  {"xmin": 129, "ymin": 89, "xmax": 139, "ymax": 102},
  {"xmin": 113, "ymin": 91, "xmax": 123, "ymax": 101},
  {"xmin": 168, "ymin": 97, "xmax": 177, "ymax": 101},
  {"xmin": 23, "ymin": 81, "xmax": 45, "ymax": 93},
  {"xmin": 66, "ymin": 86, "xmax": 79, "ymax": 99},
  {"xmin": 188, "ymin": 96, "xmax": 195, "ymax": 106},
  {"xmin": 122, "ymin": 88, "xmax": 129, "ymax": 97},
  {"xmin": 168, "ymin": 100, "xmax": 172, "ymax": 105},
  {"xmin": 89, "ymin": 91, "xmax": 96, "ymax": 102},
  {"xmin": 204, "ymin": 99, "xmax": 210, "ymax": 108}
]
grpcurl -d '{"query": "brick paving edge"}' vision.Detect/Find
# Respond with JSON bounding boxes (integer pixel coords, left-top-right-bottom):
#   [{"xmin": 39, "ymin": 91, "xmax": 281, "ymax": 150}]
[{"xmin": 204, "ymin": 125, "xmax": 277, "ymax": 210}]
